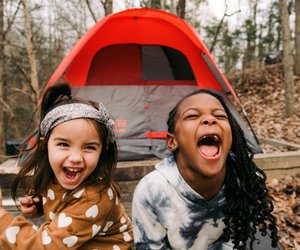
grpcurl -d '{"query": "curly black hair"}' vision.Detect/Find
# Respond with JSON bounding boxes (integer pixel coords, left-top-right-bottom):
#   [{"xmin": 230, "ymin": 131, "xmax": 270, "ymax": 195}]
[{"xmin": 167, "ymin": 89, "xmax": 278, "ymax": 250}]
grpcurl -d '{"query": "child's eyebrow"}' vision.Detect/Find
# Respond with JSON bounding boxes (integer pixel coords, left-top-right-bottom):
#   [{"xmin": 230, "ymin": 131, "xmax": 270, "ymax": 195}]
[
  {"xmin": 53, "ymin": 137, "xmax": 101, "ymax": 145},
  {"xmin": 85, "ymin": 141, "xmax": 101, "ymax": 145},
  {"xmin": 213, "ymin": 108, "xmax": 226, "ymax": 112},
  {"xmin": 52, "ymin": 137, "xmax": 68, "ymax": 141},
  {"xmin": 182, "ymin": 107, "xmax": 226, "ymax": 114}
]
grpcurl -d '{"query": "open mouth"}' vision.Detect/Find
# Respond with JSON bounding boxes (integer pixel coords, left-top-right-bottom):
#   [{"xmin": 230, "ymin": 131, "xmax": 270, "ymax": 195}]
[
  {"xmin": 63, "ymin": 167, "xmax": 82, "ymax": 180},
  {"xmin": 197, "ymin": 134, "xmax": 221, "ymax": 158}
]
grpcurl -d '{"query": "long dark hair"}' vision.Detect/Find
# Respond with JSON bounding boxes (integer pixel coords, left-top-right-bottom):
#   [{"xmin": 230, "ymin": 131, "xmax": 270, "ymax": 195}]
[
  {"xmin": 12, "ymin": 83, "xmax": 119, "ymax": 207},
  {"xmin": 167, "ymin": 89, "xmax": 278, "ymax": 249}
]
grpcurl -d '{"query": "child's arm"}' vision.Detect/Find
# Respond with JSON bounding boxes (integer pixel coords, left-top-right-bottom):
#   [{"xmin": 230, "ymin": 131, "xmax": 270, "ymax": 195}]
[
  {"xmin": 0, "ymin": 187, "xmax": 7, "ymax": 218},
  {"xmin": 0, "ymin": 186, "xmax": 133, "ymax": 250},
  {"xmin": 0, "ymin": 188, "xmax": 40, "ymax": 219},
  {"xmin": 132, "ymin": 179, "xmax": 169, "ymax": 249},
  {"xmin": 19, "ymin": 196, "xmax": 41, "ymax": 218}
]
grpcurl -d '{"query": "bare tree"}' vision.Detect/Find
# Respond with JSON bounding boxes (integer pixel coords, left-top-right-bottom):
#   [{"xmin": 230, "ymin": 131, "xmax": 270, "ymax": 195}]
[
  {"xmin": 279, "ymin": 0, "xmax": 295, "ymax": 117},
  {"xmin": 209, "ymin": 1, "xmax": 241, "ymax": 54},
  {"xmin": 160, "ymin": 0, "xmax": 165, "ymax": 10},
  {"xmin": 85, "ymin": 0, "xmax": 98, "ymax": 23},
  {"xmin": 170, "ymin": 0, "xmax": 176, "ymax": 14},
  {"xmin": 176, "ymin": 0, "xmax": 186, "ymax": 18},
  {"xmin": 295, "ymin": 0, "xmax": 300, "ymax": 75},
  {"xmin": 102, "ymin": 0, "xmax": 112, "ymax": 15},
  {"xmin": 0, "ymin": 0, "xmax": 5, "ymax": 157},
  {"xmin": 21, "ymin": 0, "xmax": 40, "ymax": 106}
]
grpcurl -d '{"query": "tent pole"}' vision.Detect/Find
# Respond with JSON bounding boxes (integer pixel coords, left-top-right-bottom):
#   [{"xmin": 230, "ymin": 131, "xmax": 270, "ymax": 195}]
[{"xmin": 240, "ymin": 107, "xmax": 262, "ymax": 151}]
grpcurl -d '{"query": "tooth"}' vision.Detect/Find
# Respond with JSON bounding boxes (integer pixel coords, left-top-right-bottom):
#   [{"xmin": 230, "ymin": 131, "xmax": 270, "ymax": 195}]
[{"xmin": 67, "ymin": 168, "xmax": 79, "ymax": 172}]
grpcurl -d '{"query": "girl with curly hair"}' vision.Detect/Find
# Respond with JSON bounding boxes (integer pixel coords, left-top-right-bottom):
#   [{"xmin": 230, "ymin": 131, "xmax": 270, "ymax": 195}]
[
  {"xmin": 132, "ymin": 89, "xmax": 279, "ymax": 249},
  {"xmin": 0, "ymin": 83, "xmax": 133, "ymax": 249}
]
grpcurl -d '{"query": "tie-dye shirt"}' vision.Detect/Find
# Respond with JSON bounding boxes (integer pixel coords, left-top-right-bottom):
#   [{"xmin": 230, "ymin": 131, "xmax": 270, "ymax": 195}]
[
  {"xmin": 132, "ymin": 156, "xmax": 234, "ymax": 250},
  {"xmin": 0, "ymin": 182, "xmax": 133, "ymax": 249}
]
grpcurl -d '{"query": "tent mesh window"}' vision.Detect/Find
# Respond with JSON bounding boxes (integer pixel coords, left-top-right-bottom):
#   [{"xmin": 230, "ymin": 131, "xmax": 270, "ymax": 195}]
[{"xmin": 87, "ymin": 44, "xmax": 196, "ymax": 85}]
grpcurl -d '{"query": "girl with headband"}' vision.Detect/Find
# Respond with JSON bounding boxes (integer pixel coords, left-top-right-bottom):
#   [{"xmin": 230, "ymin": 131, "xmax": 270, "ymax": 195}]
[{"xmin": 0, "ymin": 83, "xmax": 133, "ymax": 249}]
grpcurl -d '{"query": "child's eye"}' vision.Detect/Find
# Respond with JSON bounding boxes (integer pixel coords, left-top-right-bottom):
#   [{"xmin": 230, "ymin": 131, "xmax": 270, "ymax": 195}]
[
  {"xmin": 57, "ymin": 142, "xmax": 69, "ymax": 147},
  {"xmin": 215, "ymin": 114, "xmax": 228, "ymax": 119},
  {"xmin": 185, "ymin": 114, "xmax": 199, "ymax": 120},
  {"xmin": 85, "ymin": 145, "xmax": 97, "ymax": 150}
]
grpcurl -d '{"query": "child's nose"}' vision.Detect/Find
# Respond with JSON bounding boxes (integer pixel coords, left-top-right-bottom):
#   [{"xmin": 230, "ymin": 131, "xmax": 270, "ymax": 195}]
[
  {"xmin": 69, "ymin": 150, "xmax": 83, "ymax": 162},
  {"xmin": 201, "ymin": 115, "xmax": 216, "ymax": 125}
]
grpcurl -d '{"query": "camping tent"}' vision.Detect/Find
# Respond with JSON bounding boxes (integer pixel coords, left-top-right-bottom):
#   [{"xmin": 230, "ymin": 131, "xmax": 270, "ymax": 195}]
[{"xmin": 45, "ymin": 8, "xmax": 262, "ymax": 160}]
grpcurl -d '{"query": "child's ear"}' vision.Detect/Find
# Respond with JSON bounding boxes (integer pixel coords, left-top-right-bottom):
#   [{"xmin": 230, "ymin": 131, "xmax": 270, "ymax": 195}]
[{"xmin": 166, "ymin": 132, "xmax": 178, "ymax": 152}]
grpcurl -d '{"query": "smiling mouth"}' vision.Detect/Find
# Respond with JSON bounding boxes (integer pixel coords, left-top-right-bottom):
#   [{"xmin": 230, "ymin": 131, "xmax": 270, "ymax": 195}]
[
  {"xmin": 63, "ymin": 167, "xmax": 82, "ymax": 179},
  {"xmin": 197, "ymin": 135, "xmax": 221, "ymax": 158}
]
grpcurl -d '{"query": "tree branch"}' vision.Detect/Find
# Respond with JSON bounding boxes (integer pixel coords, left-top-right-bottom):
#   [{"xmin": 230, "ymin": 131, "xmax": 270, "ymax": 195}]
[
  {"xmin": 4, "ymin": 0, "xmax": 22, "ymax": 39},
  {"xmin": 0, "ymin": 99, "xmax": 21, "ymax": 138},
  {"xmin": 209, "ymin": 0, "xmax": 241, "ymax": 53},
  {"xmin": 21, "ymin": 0, "xmax": 40, "ymax": 105},
  {"xmin": 9, "ymin": 87, "xmax": 32, "ymax": 98},
  {"xmin": 85, "ymin": 0, "xmax": 97, "ymax": 23}
]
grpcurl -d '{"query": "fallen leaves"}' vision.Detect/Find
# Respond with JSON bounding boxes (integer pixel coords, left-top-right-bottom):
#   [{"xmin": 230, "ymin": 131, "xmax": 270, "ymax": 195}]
[
  {"xmin": 267, "ymin": 174, "xmax": 300, "ymax": 250},
  {"xmin": 228, "ymin": 63, "xmax": 300, "ymax": 153},
  {"xmin": 229, "ymin": 64, "xmax": 300, "ymax": 250}
]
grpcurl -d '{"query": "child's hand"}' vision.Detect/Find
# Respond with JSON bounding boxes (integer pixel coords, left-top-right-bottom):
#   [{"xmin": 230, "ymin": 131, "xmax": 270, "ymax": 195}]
[
  {"xmin": 20, "ymin": 196, "xmax": 40, "ymax": 218},
  {"xmin": 0, "ymin": 187, "xmax": 7, "ymax": 218}
]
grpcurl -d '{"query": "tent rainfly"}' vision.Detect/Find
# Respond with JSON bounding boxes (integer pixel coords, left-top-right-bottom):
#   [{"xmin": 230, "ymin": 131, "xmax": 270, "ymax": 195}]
[{"xmin": 45, "ymin": 8, "xmax": 262, "ymax": 160}]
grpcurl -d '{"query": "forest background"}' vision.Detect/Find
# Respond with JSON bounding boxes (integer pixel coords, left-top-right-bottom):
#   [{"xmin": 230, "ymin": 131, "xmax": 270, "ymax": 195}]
[{"xmin": 0, "ymin": 0, "xmax": 298, "ymax": 158}]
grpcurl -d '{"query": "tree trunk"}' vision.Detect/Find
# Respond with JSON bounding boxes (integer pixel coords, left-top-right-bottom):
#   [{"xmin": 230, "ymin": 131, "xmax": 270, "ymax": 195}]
[
  {"xmin": 160, "ymin": 0, "xmax": 165, "ymax": 10},
  {"xmin": 103, "ymin": 0, "xmax": 113, "ymax": 15},
  {"xmin": 209, "ymin": 14, "xmax": 226, "ymax": 54},
  {"xmin": 170, "ymin": 0, "xmax": 176, "ymax": 14},
  {"xmin": 295, "ymin": 0, "xmax": 300, "ymax": 75},
  {"xmin": 244, "ymin": 1, "xmax": 258, "ymax": 69},
  {"xmin": 209, "ymin": 3, "xmax": 241, "ymax": 54},
  {"xmin": 0, "ymin": 0, "xmax": 5, "ymax": 158},
  {"xmin": 21, "ymin": 0, "xmax": 40, "ymax": 107},
  {"xmin": 279, "ymin": 0, "xmax": 295, "ymax": 117},
  {"xmin": 176, "ymin": 0, "xmax": 185, "ymax": 19}
]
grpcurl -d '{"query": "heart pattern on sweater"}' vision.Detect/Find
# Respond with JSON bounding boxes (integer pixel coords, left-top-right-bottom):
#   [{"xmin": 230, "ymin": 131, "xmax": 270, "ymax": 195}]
[
  {"xmin": 103, "ymin": 221, "xmax": 113, "ymax": 232},
  {"xmin": 119, "ymin": 224, "xmax": 127, "ymax": 233},
  {"xmin": 123, "ymin": 232, "xmax": 131, "ymax": 242},
  {"xmin": 49, "ymin": 211, "xmax": 55, "ymax": 221},
  {"xmin": 85, "ymin": 205, "xmax": 98, "ymax": 218},
  {"xmin": 92, "ymin": 224, "xmax": 101, "ymax": 237},
  {"xmin": 107, "ymin": 188, "xmax": 114, "ymax": 200},
  {"xmin": 58, "ymin": 213, "xmax": 72, "ymax": 228},
  {"xmin": 47, "ymin": 188, "xmax": 55, "ymax": 200},
  {"xmin": 6, "ymin": 226, "xmax": 20, "ymax": 244},
  {"xmin": 63, "ymin": 236, "xmax": 78, "ymax": 248},
  {"xmin": 42, "ymin": 230, "xmax": 52, "ymax": 245},
  {"xmin": 73, "ymin": 188, "xmax": 85, "ymax": 199},
  {"xmin": 120, "ymin": 216, "xmax": 126, "ymax": 224}
]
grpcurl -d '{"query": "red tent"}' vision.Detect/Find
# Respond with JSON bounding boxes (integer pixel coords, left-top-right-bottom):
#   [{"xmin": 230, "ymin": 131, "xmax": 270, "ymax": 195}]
[{"xmin": 45, "ymin": 8, "xmax": 262, "ymax": 160}]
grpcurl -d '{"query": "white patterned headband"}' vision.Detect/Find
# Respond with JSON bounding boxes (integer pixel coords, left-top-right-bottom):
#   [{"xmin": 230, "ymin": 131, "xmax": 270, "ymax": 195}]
[{"xmin": 40, "ymin": 103, "xmax": 116, "ymax": 143}]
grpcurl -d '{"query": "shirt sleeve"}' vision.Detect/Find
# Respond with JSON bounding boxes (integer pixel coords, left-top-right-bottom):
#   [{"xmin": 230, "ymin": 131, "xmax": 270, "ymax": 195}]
[
  {"xmin": 132, "ymin": 174, "xmax": 170, "ymax": 250},
  {"xmin": 0, "ymin": 186, "xmax": 133, "ymax": 250}
]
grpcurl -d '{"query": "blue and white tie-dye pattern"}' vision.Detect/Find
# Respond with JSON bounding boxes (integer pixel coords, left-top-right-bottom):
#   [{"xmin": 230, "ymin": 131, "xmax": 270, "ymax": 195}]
[{"xmin": 132, "ymin": 156, "xmax": 234, "ymax": 250}]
